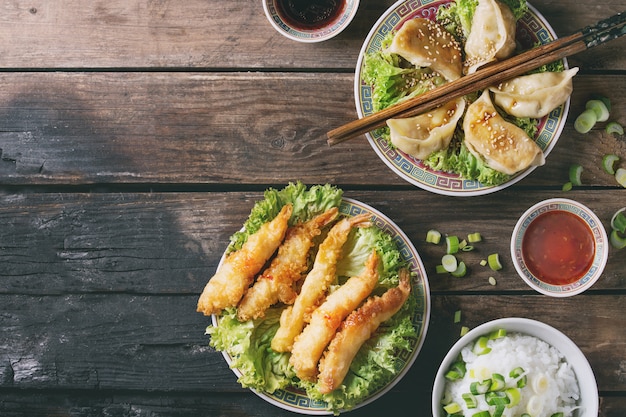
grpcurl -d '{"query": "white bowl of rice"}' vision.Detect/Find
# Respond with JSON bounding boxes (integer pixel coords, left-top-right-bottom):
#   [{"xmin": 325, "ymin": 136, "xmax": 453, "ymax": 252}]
[{"xmin": 432, "ymin": 318, "xmax": 598, "ymax": 417}]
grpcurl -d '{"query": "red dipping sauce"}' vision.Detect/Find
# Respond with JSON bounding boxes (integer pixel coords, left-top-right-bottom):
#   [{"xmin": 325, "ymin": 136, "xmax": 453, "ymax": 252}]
[
  {"xmin": 276, "ymin": 0, "xmax": 345, "ymax": 30},
  {"xmin": 522, "ymin": 210, "xmax": 595, "ymax": 285}
]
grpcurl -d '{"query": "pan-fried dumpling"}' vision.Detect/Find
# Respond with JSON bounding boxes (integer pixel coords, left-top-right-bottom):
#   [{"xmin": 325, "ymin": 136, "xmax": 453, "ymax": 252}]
[
  {"xmin": 463, "ymin": 90, "xmax": 544, "ymax": 175},
  {"xmin": 387, "ymin": 97, "xmax": 466, "ymax": 160},
  {"xmin": 488, "ymin": 67, "xmax": 579, "ymax": 118},
  {"xmin": 387, "ymin": 17, "xmax": 462, "ymax": 81},
  {"xmin": 464, "ymin": 0, "xmax": 517, "ymax": 74}
]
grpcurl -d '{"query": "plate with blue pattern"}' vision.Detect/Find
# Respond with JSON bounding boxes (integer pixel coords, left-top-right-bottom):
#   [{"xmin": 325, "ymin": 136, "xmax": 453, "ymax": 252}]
[
  {"xmin": 354, "ymin": 0, "xmax": 569, "ymax": 196},
  {"xmin": 211, "ymin": 198, "xmax": 430, "ymax": 414}
]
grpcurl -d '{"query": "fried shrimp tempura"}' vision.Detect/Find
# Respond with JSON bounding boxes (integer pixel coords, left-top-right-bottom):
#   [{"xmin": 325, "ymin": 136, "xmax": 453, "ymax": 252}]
[
  {"xmin": 236, "ymin": 207, "xmax": 339, "ymax": 322},
  {"xmin": 290, "ymin": 250, "xmax": 380, "ymax": 381},
  {"xmin": 271, "ymin": 213, "xmax": 372, "ymax": 353},
  {"xmin": 317, "ymin": 269, "xmax": 411, "ymax": 394},
  {"xmin": 196, "ymin": 204, "xmax": 293, "ymax": 316}
]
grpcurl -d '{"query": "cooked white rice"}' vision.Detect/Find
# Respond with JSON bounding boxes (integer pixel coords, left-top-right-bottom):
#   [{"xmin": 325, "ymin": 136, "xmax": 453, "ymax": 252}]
[{"xmin": 442, "ymin": 332, "xmax": 580, "ymax": 417}]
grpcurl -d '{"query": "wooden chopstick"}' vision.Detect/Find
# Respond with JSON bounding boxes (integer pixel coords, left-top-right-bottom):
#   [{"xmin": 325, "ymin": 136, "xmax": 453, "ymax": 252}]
[{"xmin": 327, "ymin": 12, "xmax": 626, "ymax": 146}]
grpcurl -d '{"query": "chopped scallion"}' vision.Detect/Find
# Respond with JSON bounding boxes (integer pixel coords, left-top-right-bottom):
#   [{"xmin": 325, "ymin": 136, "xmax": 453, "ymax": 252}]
[
  {"xmin": 610, "ymin": 229, "xmax": 626, "ymax": 249},
  {"xmin": 505, "ymin": 388, "xmax": 521, "ymax": 407},
  {"xmin": 485, "ymin": 391, "xmax": 509, "ymax": 405},
  {"xmin": 454, "ymin": 310, "xmax": 462, "ymax": 323},
  {"xmin": 602, "ymin": 154, "xmax": 620, "ymax": 175},
  {"xmin": 462, "ymin": 245, "xmax": 474, "ymax": 252},
  {"xmin": 462, "ymin": 392, "xmax": 478, "ymax": 409},
  {"xmin": 443, "ymin": 402, "xmax": 462, "ymax": 415},
  {"xmin": 615, "ymin": 167, "xmax": 626, "ymax": 188},
  {"xmin": 473, "ymin": 336, "xmax": 492, "ymax": 355},
  {"xmin": 451, "ymin": 261, "xmax": 467, "ymax": 277},
  {"xmin": 446, "ymin": 235, "xmax": 460, "ymax": 254},
  {"xmin": 426, "ymin": 229, "xmax": 442, "ymax": 244},
  {"xmin": 467, "ymin": 232, "xmax": 482, "ymax": 243},
  {"xmin": 574, "ymin": 109, "xmax": 597, "ymax": 134},
  {"xmin": 442, "ymin": 254, "xmax": 458, "ymax": 272},
  {"xmin": 585, "ymin": 99, "xmax": 610, "ymax": 122},
  {"xmin": 489, "ymin": 373, "xmax": 506, "ymax": 391},
  {"xmin": 471, "ymin": 411, "xmax": 491, "ymax": 417},
  {"xmin": 591, "ymin": 94, "xmax": 611, "ymax": 112},
  {"xmin": 487, "ymin": 253, "xmax": 503, "ymax": 271},
  {"xmin": 470, "ymin": 379, "xmax": 492, "ymax": 395},
  {"xmin": 489, "ymin": 329, "xmax": 506, "ymax": 340},
  {"xmin": 436, "ymin": 264, "xmax": 448, "ymax": 274},
  {"xmin": 488, "ymin": 276, "xmax": 497, "ymax": 286},
  {"xmin": 460, "ymin": 326, "xmax": 470, "ymax": 336},
  {"xmin": 568, "ymin": 164, "xmax": 583, "ymax": 186},
  {"xmin": 562, "ymin": 181, "xmax": 573, "ymax": 192},
  {"xmin": 605, "ymin": 121, "xmax": 624, "ymax": 136},
  {"xmin": 610, "ymin": 207, "xmax": 626, "ymax": 233},
  {"xmin": 480, "ymin": 259, "xmax": 487, "ymax": 267}
]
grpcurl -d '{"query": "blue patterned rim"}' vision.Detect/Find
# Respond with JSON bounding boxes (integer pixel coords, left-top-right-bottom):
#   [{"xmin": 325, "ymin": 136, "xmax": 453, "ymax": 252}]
[
  {"xmin": 354, "ymin": 0, "xmax": 569, "ymax": 196},
  {"xmin": 263, "ymin": 0, "xmax": 360, "ymax": 43},
  {"xmin": 510, "ymin": 198, "xmax": 609, "ymax": 296},
  {"xmin": 212, "ymin": 198, "xmax": 430, "ymax": 414}
]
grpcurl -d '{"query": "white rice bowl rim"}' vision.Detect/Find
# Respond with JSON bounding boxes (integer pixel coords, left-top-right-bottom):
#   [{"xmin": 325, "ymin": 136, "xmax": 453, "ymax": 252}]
[{"xmin": 431, "ymin": 318, "xmax": 598, "ymax": 417}]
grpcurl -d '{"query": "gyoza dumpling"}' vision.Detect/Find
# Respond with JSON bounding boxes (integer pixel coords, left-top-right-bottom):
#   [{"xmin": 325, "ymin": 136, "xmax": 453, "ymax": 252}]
[
  {"xmin": 387, "ymin": 17, "xmax": 462, "ymax": 81},
  {"xmin": 464, "ymin": 0, "xmax": 517, "ymax": 74},
  {"xmin": 463, "ymin": 90, "xmax": 544, "ymax": 175},
  {"xmin": 387, "ymin": 97, "xmax": 466, "ymax": 160},
  {"xmin": 488, "ymin": 67, "xmax": 579, "ymax": 118}
]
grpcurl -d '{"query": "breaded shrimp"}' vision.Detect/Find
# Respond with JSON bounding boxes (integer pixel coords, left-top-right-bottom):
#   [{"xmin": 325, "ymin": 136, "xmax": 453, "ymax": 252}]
[
  {"xmin": 270, "ymin": 213, "xmax": 372, "ymax": 353},
  {"xmin": 290, "ymin": 250, "xmax": 380, "ymax": 381},
  {"xmin": 196, "ymin": 204, "xmax": 293, "ymax": 316},
  {"xmin": 317, "ymin": 269, "xmax": 411, "ymax": 394},
  {"xmin": 237, "ymin": 207, "xmax": 339, "ymax": 322}
]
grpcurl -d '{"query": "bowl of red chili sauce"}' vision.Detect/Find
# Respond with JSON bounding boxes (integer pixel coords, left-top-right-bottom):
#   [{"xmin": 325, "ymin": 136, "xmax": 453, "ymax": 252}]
[{"xmin": 511, "ymin": 198, "xmax": 609, "ymax": 297}]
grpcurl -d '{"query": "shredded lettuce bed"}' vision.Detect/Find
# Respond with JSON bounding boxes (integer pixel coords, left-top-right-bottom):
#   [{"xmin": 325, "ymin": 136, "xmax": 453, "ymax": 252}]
[
  {"xmin": 206, "ymin": 182, "xmax": 418, "ymax": 414},
  {"xmin": 362, "ymin": 0, "xmax": 566, "ymax": 187}
]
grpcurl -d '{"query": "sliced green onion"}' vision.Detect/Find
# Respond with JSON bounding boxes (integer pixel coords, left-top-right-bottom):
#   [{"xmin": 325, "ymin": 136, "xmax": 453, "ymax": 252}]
[
  {"xmin": 610, "ymin": 207, "xmax": 626, "ymax": 233},
  {"xmin": 562, "ymin": 181, "xmax": 573, "ymax": 192},
  {"xmin": 605, "ymin": 121, "xmax": 624, "ymax": 135},
  {"xmin": 532, "ymin": 373, "xmax": 549, "ymax": 394},
  {"xmin": 442, "ymin": 254, "xmax": 458, "ymax": 272},
  {"xmin": 574, "ymin": 109, "xmax": 597, "ymax": 133},
  {"xmin": 443, "ymin": 402, "xmax": 462, "ymax": 415},
  {"xmin": 487, "ymin": 253, "xmax": 503, "ymax": 271},
  {"xmin": 489, "ymin": 373, "xmax": 506, "ymax": 391},
  {"xmin": 489, "ymin": 329, "xmax": 506, "ymax": 340},
  {"xmin": 505, "ymin": 388, "xmax": 521, "ymax": 407},
  {"xmin": 488, "ymin": 276, "xmax": 497, "ymax": 286},
  {"xmin": 454, "ymin": 310, "xmax": 462, "ymax": 323},
  {"xmin": 610, "ymin": 229, "xmax": 626, "ymax": 249},
  {"xmin": 520, "ymin": 414, "xmax": 531, "ymax": 417},
  {"xmin": 485, "ymin": 391, "xmax": 510, "ymax": 406},
  {"xmin": 616, "ymin": 167, "xmax": 626, "ymax": 188},
  {"xmin": 451, "ymin": 261, "xmax": 467, "ymax": 277},
  {"xmin": 509, "ymin": 367, "xmax": 527, "ymax": 388},
  {"xmin": 568, "ymin": 163, "xmax": 583, "ymax": 186},
  {"xmin": 471, "ymin": 411, "xmax": 491, "ymax": 417},
  {"xmin": 460, "ymin": 326, "xmax": 470, "ymax": 336},
  {"xmin": 445, "ymin": 361, "xmax": 467, "ymax": 381},
  {"xmin": 493, "ymin": 405, "xmax": 506, "ymax": 417},
  {"xmin": 462, "ymin": 245, "xmax": 475, "ymax": 252},
  {"xmin": 470, "ymin": 379, "xmax": 492, "ymax": 395},
  {"xmin": 462, "ymin": 392, "xmax": 478, "ymax": 409},
  {"xmin": 586, "ymin": 98, "xmax": 610, "ymax": 122},
  {"xmin": 473, "ymin": 336, "xmax": 492, "ymax": 355},
  {"xmin": 602, "ymin": 154, "xmax": 620, "ymax": 175},
  {"xmin": 550, "ymin": 413, "xmax": 565, "ymax": 417},
  {"xmin": 480, "ymin": 259, "xmax": 488, "ymax": 267},
  {"xmin": 467, "ymin": 232, "xmax": 482, "ymax": 243},
  {"xmin": 591, "ymin": 94, "xmax": 611, "ymax": 112},
  {"xmin": 446, "ymin": 235, "xmax": 460, "ymax": 254},
  {"xmin": 426, "ymin": 229, "xmax": 442, "ymax": 244},
  {"xmin": 436, "ymin": 264, "xmax": 448, "ymax": 274}
]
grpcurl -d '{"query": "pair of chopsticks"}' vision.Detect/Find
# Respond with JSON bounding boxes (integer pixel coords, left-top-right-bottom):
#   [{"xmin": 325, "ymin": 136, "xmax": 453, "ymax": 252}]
[{"xmin": 326, "ymin": 11, "xmax": 626, "ymax": 146}]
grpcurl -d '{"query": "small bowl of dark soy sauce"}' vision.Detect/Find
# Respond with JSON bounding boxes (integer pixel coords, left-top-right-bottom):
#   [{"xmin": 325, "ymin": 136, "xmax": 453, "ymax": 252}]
[{"xmin": 263, "ymin": 0, "xmax": 359, "ymax": 43}]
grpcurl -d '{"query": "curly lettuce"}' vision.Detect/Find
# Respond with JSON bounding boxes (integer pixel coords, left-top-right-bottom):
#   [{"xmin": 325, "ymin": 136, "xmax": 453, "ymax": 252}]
[{"xmin": 206, "ymin": 183, "xmax": 417, "ymax": 414}]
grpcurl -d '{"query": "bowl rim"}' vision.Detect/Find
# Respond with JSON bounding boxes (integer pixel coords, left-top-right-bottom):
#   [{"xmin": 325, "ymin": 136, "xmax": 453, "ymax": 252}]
[
  {"xmin": 262, "ymin": 0, "xmax": 360, "ymax": 43},
  {"xmin": 431, "ymin": 317, "xmax": 599, "ymax": 417},
  {"xmin": 510, "ymin": 197, "xmax": 609, "ymax": 297}
]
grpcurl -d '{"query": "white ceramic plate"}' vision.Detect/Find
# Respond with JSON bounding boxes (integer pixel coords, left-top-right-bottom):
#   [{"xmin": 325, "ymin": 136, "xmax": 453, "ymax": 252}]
[
  {"xmin": 354, "ymin": 0, "xmax": 569, "ymax": 196},
  {"xmin": 212, "ymin": 197, "xmax": 430, "ymax": 414}
]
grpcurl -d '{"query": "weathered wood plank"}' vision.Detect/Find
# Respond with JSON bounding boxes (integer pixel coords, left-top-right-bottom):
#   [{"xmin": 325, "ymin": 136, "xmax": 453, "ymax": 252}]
[
  {"xmin": 0, "ymin": 72, "xmax": 624, "ymax": 187},
  {"xmin": 0, "ymin": 294, "xmax": 624, "ymax": 394},
  {"xmin": 1, "ymin": 190, "xmax": 624, "ymax": 296},
  {"xmin": 0, "ymin": 0, "xmax": 624, "ymax": 69}
]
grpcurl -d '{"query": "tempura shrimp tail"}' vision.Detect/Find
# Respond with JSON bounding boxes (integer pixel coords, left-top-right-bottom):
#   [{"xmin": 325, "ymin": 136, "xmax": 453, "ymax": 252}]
[
  {"xmin": 237, "ymin": 207, "xmax": 339, "ymax": 321},
  {"xmin": 196, "ymin": 204, "xmax": 293, "ymax": 316},
  {"xmin": 317, "ymin": 269, "xmax": 411, "ymax": 394},
  {"xmin": 290, "ymin": 250, "xmax": 380, "ymax": 382},
  {"xmin": 271, "ymin": 213, "xmax": 372, "ymax": 353}
]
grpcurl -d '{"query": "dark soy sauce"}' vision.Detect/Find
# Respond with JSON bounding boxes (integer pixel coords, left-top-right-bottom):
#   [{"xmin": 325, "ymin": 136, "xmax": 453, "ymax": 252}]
[{"xmin": 276, "ymin": 0, "xmax": 345, "ymax": 29}]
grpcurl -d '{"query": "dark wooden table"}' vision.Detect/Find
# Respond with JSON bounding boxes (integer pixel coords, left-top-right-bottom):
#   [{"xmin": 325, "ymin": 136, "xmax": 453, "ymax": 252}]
[{"xmin": 0, "ymin": 1, "xmax": 625, "ymax": 416}]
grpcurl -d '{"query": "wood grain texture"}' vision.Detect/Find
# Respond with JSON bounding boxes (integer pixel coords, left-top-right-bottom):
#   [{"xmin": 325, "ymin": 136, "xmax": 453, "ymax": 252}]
[
  {"xmin": 0, "ymin": 72, "xmax": 624, "ymax": 187},
  {"xmin": 0, "ymin": 0, "xmax": 624, "ymax": 69}
]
